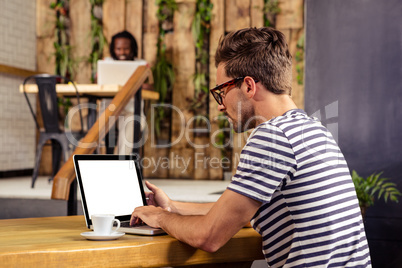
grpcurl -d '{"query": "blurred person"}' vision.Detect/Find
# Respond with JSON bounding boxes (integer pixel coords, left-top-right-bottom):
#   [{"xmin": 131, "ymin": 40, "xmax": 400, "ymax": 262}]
[
  {"xmin": 109, "ymin": 30, "xmax": 138, "ymax": 61},
  {"xmin": 102, "ymin": 30, "xmax": 145, "ymax": 155}
]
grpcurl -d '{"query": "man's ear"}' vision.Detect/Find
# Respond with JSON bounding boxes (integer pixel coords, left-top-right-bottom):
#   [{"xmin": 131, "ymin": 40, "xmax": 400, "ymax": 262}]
[{"xmin": 243, "ymin": 76, "xmax": 257, "ymax": 99}]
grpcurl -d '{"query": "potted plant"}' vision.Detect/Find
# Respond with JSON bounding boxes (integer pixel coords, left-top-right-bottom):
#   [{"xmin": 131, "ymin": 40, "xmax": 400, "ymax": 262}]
[{"xmin": 351, "ymin": 170, "xmax": 401, "ymax": 219}]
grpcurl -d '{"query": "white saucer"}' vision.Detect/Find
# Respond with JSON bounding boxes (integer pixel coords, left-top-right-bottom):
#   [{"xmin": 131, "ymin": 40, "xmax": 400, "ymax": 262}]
[{"xmin": 81, "ymin": 231, "xmax": 125, "ymax": 241}]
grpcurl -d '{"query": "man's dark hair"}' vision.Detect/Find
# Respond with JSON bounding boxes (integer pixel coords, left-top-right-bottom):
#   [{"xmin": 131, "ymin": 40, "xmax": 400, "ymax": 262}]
[
  {"xmin": 215, "ymin": 27, "xmax": 292, "ymax": 95},
  {"xmin": 109, "ymin": 30, "xmax": 138, "ymax": 60}
]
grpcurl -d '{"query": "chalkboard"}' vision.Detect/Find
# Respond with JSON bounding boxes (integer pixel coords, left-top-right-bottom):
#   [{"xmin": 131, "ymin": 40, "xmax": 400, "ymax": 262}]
[{"xmin": 305, "ymin": 0, "xmax": 402, "ymax": 267}]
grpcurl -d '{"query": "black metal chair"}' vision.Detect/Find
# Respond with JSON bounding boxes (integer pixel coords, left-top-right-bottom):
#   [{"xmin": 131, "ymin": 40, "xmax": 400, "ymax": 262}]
[{"xmin": 23, "ymin": 74, "xmax": 85, "ymax": 188}]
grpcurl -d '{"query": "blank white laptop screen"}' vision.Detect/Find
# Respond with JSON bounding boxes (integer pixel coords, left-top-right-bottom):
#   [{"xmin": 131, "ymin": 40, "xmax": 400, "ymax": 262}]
[
  {"xmin": 97, "ymin": 59, "xmax": 147, "ymax": 86},
  {"xmin": 74, "ymin": 155, "xmax": 165, "ymax": 235},
  {"xmin": 77, "ymin": 160, "xmax": 143, "ymax": 217}
]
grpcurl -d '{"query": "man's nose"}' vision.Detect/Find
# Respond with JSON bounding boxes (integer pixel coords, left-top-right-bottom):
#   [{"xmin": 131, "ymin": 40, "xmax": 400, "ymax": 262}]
[{"xmin": 218, "ymin": 103, "xmax": 225, "ymax": 112}]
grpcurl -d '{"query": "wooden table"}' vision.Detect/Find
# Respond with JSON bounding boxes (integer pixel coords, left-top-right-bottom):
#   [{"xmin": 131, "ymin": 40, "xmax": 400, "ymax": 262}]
[
  {"xmin": 19, "ymin": 84, "xmax": 159, "ymax": 100},
  {"xmin": 0, "ymin": 216, "xmax": 264, "ymax": 267},
  {"xmin": 20, "ymin": 83, "xmax": 159, "ymax": 156}
]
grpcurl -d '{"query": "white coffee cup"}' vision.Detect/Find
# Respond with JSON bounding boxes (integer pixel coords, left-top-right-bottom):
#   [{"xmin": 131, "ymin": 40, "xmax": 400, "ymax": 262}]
[{"xmin": 91, "ymin": 214, "xmax": 120, "ymax": 235}]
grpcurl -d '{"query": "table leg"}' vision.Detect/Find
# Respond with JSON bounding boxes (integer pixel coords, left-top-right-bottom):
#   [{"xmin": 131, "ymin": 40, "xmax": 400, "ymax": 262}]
[
  {"xmin": 67, "ymin": 179, "xmax": 78, "ymax": 216},
  {"xmin": 86, "ymin": 96, "xmax": 97, "ymax": 130},
  {"xmin": 132, "ymin": 88, "xmax": 141, "ymax": 163}
]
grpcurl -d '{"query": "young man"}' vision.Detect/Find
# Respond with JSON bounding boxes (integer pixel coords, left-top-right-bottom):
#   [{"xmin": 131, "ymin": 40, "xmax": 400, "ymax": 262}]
[
  {"xmin": 131, "ymin": 27, "xmax": 371, "ymax": 267},
  {"xmin": 102, "ymin": 30, "xmax": 144, "ymax": 154},
  {"xmin": 109, "ymin": 30, "xmax": 138, "ymax": 61}
]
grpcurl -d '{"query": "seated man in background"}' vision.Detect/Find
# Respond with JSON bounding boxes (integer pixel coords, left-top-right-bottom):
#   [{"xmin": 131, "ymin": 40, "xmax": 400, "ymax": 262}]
[
  {"xmin": 101, "ymin": 30, "xmax": 146, "ymax": 154},
  {"xmin": 109, "ymin": 30, "xmax": 138, "ymax": 61},
  {"xmin": 131, "ymin": 27, "xmax": 372, "ymax": 267}
]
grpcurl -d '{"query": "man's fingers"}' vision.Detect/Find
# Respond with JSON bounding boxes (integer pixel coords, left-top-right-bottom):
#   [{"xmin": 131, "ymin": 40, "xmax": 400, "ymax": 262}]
[
  {"xmin": 145, "ymin": 181, "xmax": 158, "ymax": 192},
  {"xmin": 130, "ymin": 208, "xmax": 143, "ymax": 226}
]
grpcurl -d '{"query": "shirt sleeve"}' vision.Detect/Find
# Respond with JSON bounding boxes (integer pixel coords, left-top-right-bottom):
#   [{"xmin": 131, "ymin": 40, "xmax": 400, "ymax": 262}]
[{"xmin": 227, "ymin": 124, "xmax": 297, "ymax": 203}]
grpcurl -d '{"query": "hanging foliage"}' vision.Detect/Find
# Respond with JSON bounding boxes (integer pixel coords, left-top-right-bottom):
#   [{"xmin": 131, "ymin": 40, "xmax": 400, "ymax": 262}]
[
  {"xmin": 50, "ymin": 0, "xmax": 76, "ymax": 79},
  {"xmin": 187, "ymin": 0, "xmax": 213, "ymax": 126},
  {"xmin": 295, "ymin": 33, "xmax": 304, "ymax": 85},
  {"xmin": 50, "ymin": 0, "xmax": 75, "ymax": 115},
  {"xmin": 153, "ymin": 0, "xmax": 177, "ymax": 137},
  {"xmin": 263, "ymin": 0, "xmax": 280, "ymax": 27},
  {"xmin": 89, "ymin": 0, "xmax": 107, "ymax": 83}
]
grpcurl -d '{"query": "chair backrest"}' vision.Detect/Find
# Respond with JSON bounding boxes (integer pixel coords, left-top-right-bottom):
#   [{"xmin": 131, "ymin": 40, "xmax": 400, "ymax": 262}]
[
  {"xmin": 35, "ymin": 76, "xmax": 61, "ymax": 133},
  {"xmin": 23, "ymin": 74, "xmax": 84, "ymax": 134}
]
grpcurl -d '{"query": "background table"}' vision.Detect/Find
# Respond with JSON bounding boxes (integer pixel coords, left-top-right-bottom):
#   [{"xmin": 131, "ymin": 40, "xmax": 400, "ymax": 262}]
[
  {"xmin": 0, "ymin": 216, "xmax": 264, "ymax": 267},
  {"xmin": 20, "ymin": 84, "xmax": 159, "ymax": 99}
]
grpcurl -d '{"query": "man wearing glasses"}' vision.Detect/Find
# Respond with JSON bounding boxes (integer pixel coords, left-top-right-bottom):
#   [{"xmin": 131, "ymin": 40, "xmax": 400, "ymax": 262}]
[{"xmin": 131, "ymin": 27, "xmax": 371, "ymax": 267}]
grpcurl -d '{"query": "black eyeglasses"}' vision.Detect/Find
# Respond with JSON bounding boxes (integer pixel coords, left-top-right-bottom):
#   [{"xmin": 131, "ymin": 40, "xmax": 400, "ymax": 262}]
[{"xmin": 210, "ymin": 77, "xmax": 258, "ymax": 105}]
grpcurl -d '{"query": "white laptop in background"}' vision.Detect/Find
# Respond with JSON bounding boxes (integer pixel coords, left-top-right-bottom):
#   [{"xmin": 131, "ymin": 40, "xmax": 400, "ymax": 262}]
[
  {"xmin": 97, "ymin": 59, "xmax": 147, "ymax": 85},
  {"xmin": 73, "ymin": 154, "xmax": 165, "ymax": 235}
]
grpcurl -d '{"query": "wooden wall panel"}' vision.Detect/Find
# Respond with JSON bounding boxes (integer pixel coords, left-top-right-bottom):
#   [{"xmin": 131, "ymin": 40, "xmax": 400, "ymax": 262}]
[
  {"xmin": 276, "ymin": 0, "xmax": 304, "ymax": 30},
  {"xmin": 208, "ymin": 0, "xmax": 225, "ymax": 180},
  {"xmin": 236, "ymin": 0, "xmax": 251, "ymax": 29},
  {"xmin": 141, "ymin": 0, "xmax": 168, "ymax": 179},
  {"xmin": 224, "ymin": 0, "xmax": 236, "ymax": 32},
  {"xmin": 142, "ymin": 0, "xmax": 159, "ymax": 66},
  {"xmin": 36, "ymin": 37, "xmax": 56, "ymax": 74},
  {"xmin": 69, "ymin": 0, "xmax": 91, "ymax": 83},
  {"xmin": 169, "ymin": 1, "xmax": 196, "ymax": 179},
  {"xmin": 36, "ymin": 0, "xmax": 304, "ymax": 180},
  {"xmin": 225, "ymin": 0, "xmax": 251, "ymax": 33},
  {"xmin": 228, "ymin": 0, "xmax": 252, "ymax": 175},
  {"xmin": 276, "ymin": 0, "xmax": 304, "ymax": 109},
  {"xmin": 250, "ymin": 0, "xmax": 264, "ymax": 28},
  {"xmin": 126, "ymin": 0, "xmax": 143, "ymax": 58},
  {"xmin": 36, "ymin": 0, "xmax": 56, "ymax": 38},
  {"xmin": 36, "ymin": 0, "xmax": 56, "ymax": 175},
  {"xmin": 289, "ymin": 28, "xmax": 304, "ymax": 109},
  {"xmin": 36, "ymin": 0, "xmax": 55, "ymax": 73},
  {"xmin": 102, "ymin": 0, "xmax": 125, "ymax": 58},
  {"xmin": 193, "ymin": 135, "xmax": 210, "ymax": 180}
]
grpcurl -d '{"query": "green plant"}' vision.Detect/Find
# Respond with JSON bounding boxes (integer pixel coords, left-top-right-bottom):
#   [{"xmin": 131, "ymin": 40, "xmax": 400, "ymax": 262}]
[
  {"xmin": 187, "ymin": 0, "xmax": 213, "ymax": 125},
  {"xmin": 352, "ymin": 170, "xmax": 401, "ymax": 217},
  {"xmin": 51, "ymin": 0, "xmax": 78, "ymax": 119},
  {"xmin": 153, "ymin": 0, "xmax": 177, "ymax": 137},
  {"xmin": 262, "ymin": 0, "xmax": 280, "ymax": 27},
  {"xmin": 89, "ymin": 0, "xmax": 107, "ymax": 83},
  {"xmin": 295, "ymin": 33, "xmax": 304, "ymax": 85},
  {"xmin": 50, "ymin": 0, "xmax": 77, "ymax": 79}
]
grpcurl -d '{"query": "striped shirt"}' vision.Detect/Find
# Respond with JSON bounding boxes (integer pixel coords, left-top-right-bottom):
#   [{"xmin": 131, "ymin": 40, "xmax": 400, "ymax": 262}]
[{"xmin": 228, "ymin": 109, "xmax": 371, "ymax": 267}]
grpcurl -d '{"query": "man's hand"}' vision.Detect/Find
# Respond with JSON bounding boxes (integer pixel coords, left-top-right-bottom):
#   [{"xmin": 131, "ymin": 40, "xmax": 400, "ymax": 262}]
[
  {"xmin": 130, "ymin": 205, "xmax": 168, "ymax": 228},
  {"xmin": 130, "ymin": 181, "xmax": 173, "ymax": 227},
  {"xmin": 144, "ymin": 181, "xmax": 173, "ymax": 212}
]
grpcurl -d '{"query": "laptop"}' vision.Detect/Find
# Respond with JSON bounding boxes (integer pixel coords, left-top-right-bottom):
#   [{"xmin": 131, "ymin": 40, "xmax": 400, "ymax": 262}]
[
  {"xmin": 97, "ymin": 59, "xmax": 147, "ymax": 85},
  {"xmin": 73, "ymin": 154, "xmax": 165, "ymax": 235}
]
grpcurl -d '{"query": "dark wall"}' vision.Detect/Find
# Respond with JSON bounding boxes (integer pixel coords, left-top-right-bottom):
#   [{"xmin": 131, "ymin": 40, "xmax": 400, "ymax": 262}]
[{"xmin": 305, "ymin": 0, "xmax": 402, "ymax": 267}]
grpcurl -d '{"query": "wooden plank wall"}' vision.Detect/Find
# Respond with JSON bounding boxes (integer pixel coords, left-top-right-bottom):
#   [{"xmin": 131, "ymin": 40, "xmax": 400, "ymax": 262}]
[
  {"xmin": 36, "ymin": 0, "xmax": 304, "ymax": 180},
  {"xmin": 36, "ymin": 0, "xmax": 57, "ymax": 175}
]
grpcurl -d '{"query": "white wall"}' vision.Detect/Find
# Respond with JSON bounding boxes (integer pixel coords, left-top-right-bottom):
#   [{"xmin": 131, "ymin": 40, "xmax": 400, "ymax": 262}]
[{"xmin": 0, "ymin": 0, "xmax": 37, "ymax": 171}]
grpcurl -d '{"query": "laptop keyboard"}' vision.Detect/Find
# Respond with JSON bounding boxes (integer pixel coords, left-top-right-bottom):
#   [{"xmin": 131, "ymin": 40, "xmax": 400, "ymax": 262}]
[
  {"xmin": 121, "ymin": 221, "xmax": 146, "ymax": 228},
  {"xmin": 121, "ymin": 221, "xmax": 132, "ymax": 227}
]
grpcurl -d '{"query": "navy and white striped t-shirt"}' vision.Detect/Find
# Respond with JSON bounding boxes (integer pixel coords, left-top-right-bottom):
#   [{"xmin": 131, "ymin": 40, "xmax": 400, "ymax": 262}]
[{"xmin": 228, "ymin": 109, "xmax": 371, "ymax": 268}]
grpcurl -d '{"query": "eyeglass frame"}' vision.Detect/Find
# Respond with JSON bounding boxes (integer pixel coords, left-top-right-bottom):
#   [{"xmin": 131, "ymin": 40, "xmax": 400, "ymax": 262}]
[{"xmin": 210, "ymin": 76, "xmax": 259, "ymax": 105}]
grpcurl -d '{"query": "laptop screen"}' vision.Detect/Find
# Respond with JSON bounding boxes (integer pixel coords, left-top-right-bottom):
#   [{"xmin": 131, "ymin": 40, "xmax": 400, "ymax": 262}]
[
  {"xmin": 97, "ymin": 59, "xmax": 147, "ymax": 86},
  {"xmin": 74, "ymin": 155, "xmax": 146, "ymax": 227}
]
